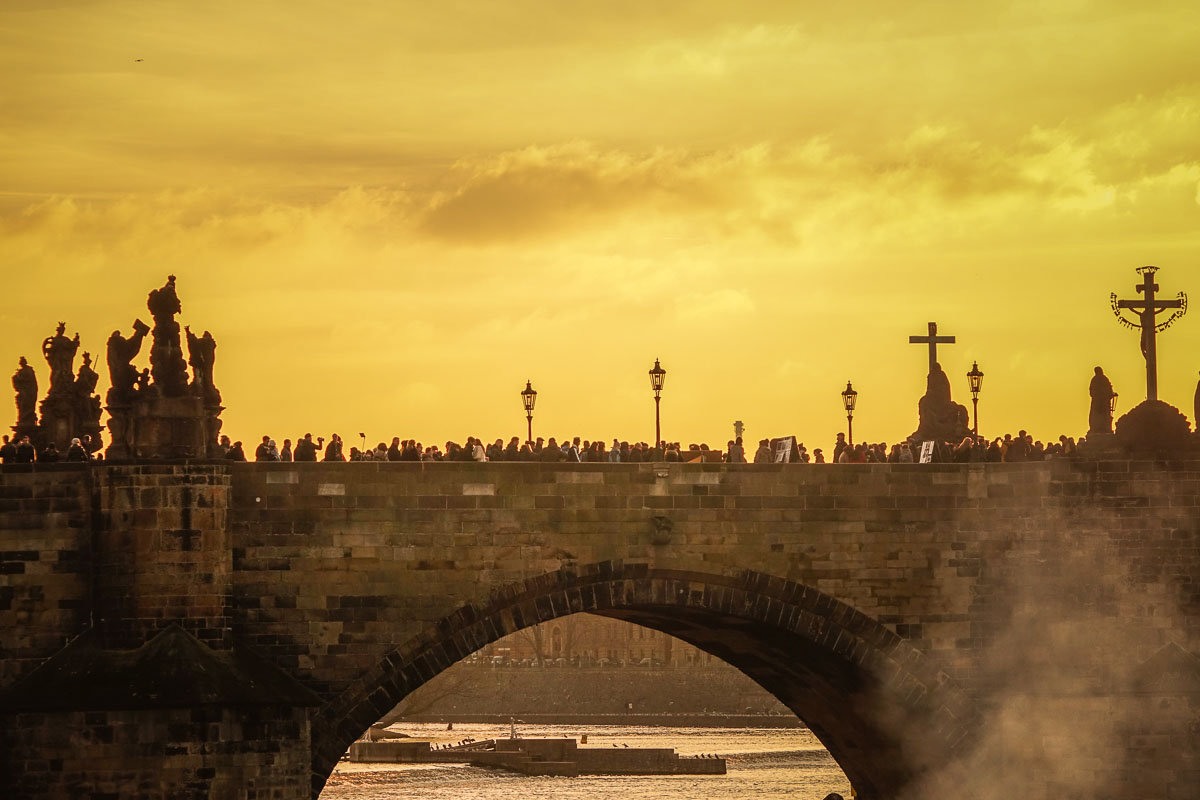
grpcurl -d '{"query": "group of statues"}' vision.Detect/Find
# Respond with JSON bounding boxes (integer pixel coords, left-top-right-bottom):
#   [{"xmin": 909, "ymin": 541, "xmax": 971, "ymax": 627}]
[
  {"xmin": 10, "ymin": 323, "xmax": 104, "ymax": 453},
  {"xmin": 104, "ymin": 278, "xmax": 220, "ymax": 408},
  {"xmin": 10, "ymin": 275, "xmax": 223, "ymax": 458}
]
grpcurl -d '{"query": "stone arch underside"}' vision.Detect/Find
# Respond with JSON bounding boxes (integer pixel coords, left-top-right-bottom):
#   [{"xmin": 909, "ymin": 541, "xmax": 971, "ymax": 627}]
[{"xmin": 310, "ymin": 561, "xmax": 980, "ymax": 799}]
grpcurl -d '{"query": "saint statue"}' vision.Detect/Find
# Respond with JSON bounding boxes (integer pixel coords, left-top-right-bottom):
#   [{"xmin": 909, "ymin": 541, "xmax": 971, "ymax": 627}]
[
  {"xmin": 74, "ymin": 352, "xmax": 102, "ymax": 430},
  {"xmin": 185, "ymin": 325, "xmax": 221, "ymax": 404},
  {"xmin": 925, "ymin": 362, "xmax": 953, "ymax": 406},
  {"xmin": 106, "ymin": 319, "xmax": 150, "ymax": 405},
  {"xmin": 1194, "ymin": 371, "xmax": 1199, "ymax": 432},
  {"xmin": 74, "ymin": 351, "xmax": 99, "ymax": 397},
  {"xmin": 147, "ymin": 275, "xmax": 189, "ymax": 397},
  {"xmin": 41, "ymin": 322, "xmax": 80, "ymax": 397},
  {"xmin": 12, "ymin": 356, "xmax": 38, "ymax": 429},
  {"xmin": 914, "ymin": 361, "xmax": 971, "ymax": 443},
  {"xmin": 1088, "ymin": 366, "xmax": 1116, "ymax": 436}
]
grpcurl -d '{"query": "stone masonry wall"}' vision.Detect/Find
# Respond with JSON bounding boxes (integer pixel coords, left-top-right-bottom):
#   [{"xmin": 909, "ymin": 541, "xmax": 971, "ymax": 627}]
[
  {"xmin": 93, "ymin": 465, "xmax": 231, "ymax": 649},
  {"xmin": 2, "ymin": 459, "xmax": 1198, "ymax": 800},
  {"xmin": 0, "ymin": 465, "xmax": 92, "ymax": 687},
  {"xmin": 226, "ymin": 460, "xmax": 1200, "ymax": 702},
  {"xmin": 1, "ymin": 706, "xmax": 312, "ymax": 800}
]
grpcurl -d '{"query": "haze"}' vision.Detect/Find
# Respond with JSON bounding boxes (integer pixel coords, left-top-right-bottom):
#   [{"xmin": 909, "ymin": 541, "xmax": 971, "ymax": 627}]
[{"xmin": 2, "ymin": 1, "xmax": 1199, "ymax": 447}]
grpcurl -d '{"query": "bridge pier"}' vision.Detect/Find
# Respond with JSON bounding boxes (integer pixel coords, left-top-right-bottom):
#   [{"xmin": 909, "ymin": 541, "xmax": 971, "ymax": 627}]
[{"xmin": 0, "ymin": 465, "xmax": 318, "ymax": 799}]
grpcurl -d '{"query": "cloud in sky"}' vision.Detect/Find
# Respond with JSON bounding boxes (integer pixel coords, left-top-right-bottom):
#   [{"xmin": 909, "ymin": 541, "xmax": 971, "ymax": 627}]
[{"xmin": 1, "ymin": 1, "xmax": 1199, "ymax": 445}]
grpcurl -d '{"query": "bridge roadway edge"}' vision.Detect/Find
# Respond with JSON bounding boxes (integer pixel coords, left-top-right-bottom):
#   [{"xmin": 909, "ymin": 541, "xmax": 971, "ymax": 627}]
[{"xmin": 0, "ymin": 459, "xmax": 1197, "ymax": 799}]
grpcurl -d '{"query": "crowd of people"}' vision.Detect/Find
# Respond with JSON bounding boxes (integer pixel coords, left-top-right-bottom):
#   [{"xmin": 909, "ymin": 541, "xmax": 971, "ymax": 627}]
[
  {"xmin": 0, "ymin": 428, "xmax": 1089, "ymax": 466},
  {"xmin": 214, "ymin": 430, "xmax": 1083, "ymax": 465},
  {"xmin": 0, "ymin": 433, "xmax": 99, "ymax": 464}
]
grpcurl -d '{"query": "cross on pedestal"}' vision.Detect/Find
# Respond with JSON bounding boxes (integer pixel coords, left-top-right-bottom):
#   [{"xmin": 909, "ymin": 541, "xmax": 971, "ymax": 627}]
[
  {"xmin": 1111, "ymin": 266, "xmax": 1188, "ymax": 402},
  {"xmin": 909, "ymin": 322, "xmax": 956, "ymax": 372}
]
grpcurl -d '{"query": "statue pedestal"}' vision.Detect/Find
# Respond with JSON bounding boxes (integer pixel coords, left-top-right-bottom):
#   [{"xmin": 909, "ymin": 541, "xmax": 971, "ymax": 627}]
[
  {"xmin": 38, "ymin": 391, "xmax": 102, "ymax": 453},
  {"xmin": 1114, "ymin": 400, "xmax": 1192, "ymax": 456},
  {"xmin": 1077, "ymin": 432, "xmax": 1122, "ymax": 459},
  {"xmin": 106, "ymin": 395, "xmax": 223, "ymax": 461}
]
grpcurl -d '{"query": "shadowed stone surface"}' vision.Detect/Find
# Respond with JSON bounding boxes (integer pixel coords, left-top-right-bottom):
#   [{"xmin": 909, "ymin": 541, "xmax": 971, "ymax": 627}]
[{"xmin": 1, "ymin": 460, "xmax": 1198, "ymax": 799}]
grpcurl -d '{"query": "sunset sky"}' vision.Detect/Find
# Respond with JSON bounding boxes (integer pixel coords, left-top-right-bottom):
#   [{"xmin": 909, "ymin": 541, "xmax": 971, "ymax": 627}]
[{"xmin": 2, "ymin": 1, "xmax": 1199, "ymax": 449}]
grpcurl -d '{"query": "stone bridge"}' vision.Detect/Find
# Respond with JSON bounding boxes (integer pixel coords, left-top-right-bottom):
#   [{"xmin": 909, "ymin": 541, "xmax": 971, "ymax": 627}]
[{"xmin": 1, "ymin": 460, "xmax": 1198, "ymax": 799}]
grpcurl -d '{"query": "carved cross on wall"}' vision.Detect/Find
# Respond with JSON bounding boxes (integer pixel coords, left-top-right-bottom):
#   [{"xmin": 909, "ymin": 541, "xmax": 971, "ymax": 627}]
[{"xmin": 909, "ymin": 322, "xmax": 956, "ymax": 373}]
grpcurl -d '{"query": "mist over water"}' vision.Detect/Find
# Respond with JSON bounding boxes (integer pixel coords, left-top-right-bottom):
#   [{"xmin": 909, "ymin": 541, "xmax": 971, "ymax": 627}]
[{"xmin": 322, "ymin": 723, "xmax": 850, "ymax": 800}]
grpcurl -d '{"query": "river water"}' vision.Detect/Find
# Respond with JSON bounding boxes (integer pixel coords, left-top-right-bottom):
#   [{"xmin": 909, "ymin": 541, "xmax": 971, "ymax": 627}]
[{"xmin": 322, "ymin": 723, "xmax": 850, "ymax": 800}]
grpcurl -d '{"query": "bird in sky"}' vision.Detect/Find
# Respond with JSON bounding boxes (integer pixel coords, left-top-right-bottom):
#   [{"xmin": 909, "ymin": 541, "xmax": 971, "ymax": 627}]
[{"xmin": 134, "ymin": 58, "xmax": 143, "ymax": 62}]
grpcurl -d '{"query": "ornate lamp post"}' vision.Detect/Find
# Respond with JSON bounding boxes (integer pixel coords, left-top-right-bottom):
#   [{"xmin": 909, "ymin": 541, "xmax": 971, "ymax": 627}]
[
  {"xmin": 966, "ymin": 361, "xmax": 984, "ymax": 437},
  {"xmin": 1109, "ymin": 391, "xmax": 1119, "ymax": 419},
  {"xmin": 841, "ymin": 381, "xmax": 858, "ymax": 447},
  {"xmin": 649, "ymin": 359, "xmax": 667, "ymax": 445},
  {"xmin": 520, "ymin": 380, "xmax": 537, "ymax": 444}
]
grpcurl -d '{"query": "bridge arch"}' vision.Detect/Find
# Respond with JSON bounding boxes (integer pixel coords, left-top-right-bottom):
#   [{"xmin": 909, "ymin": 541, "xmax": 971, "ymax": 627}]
[{"xmin": 311, "ymin": 561, "xmax": 980, "ymax": 799}]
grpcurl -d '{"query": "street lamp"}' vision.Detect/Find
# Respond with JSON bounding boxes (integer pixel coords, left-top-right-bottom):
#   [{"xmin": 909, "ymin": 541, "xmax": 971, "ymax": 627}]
[
  {"xmin": 1109, "ymin": 392, "xmax": 1119, "ymax": 418},
  {"xmin": 841, "ymin": 380, "xmax": 857, "ymax": 447},
  {"xmin": 520, "ymin": 380, "xmax": 537, "ymax": 444},
  {"xmin": 649, "ymin": 359, "xmax": 667, "ymax": 445},
  {"xmin": 967, "ymin": 361, "xmax": 984, "ymax": 437}
]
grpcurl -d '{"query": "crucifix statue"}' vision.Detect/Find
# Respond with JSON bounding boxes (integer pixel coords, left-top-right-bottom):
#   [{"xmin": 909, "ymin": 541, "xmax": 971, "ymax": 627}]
[
  {"xmin": 909, "ymin": 321, "xmax": 955, "ymax": 373},
  {"xmin": 1110, "ymin": 266, "xmax": 1187, "ymax": 402}
]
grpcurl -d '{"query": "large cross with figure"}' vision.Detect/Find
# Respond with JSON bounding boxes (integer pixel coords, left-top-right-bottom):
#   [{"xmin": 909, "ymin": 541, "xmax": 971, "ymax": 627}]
[
  {"xmin": 1111, "ymin": 266, "xmax": 1188, "ymax": 402},
  {"xmin": 909, "ymin": 321, "xmax": 955, "ymax": 373}
]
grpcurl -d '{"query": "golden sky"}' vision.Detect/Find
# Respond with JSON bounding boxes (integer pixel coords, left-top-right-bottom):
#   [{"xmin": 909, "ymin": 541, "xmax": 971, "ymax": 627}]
[{"xmin": 2, "ymin": 1, "xmax": 1199, "ymax": 449}]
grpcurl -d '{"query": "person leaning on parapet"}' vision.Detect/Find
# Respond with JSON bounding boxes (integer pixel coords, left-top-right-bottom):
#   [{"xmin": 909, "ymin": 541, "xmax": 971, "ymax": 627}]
[
  {"xmin": 540, "ymin": 437, "xmax": 564, "ymax": 462},
  {"xmin": 293, "ymin": 433, "xmax": 321, "ymax": 462},
  {"xmin": 726, "ymin": 437, "xmax": 746, "ymax": 463},
  {"xmin": 224, "ymin": 440, "xmax": 247, "ymax": 461},
  {"xmin": 254, "ymin": 435, "xmax": 274, "ymax": 461},
  {"xmin": 753, "ymin": 439, "xmax": 772, "ymax": 464},
  {"xmin": 14, "ymin": 436, "xmax": 36, "ymax": 464},
  {"xmin": 323, "ymin": 433, "xmax": 344, "ymax": 462},
  {"xmin": 65, "ymin": 438, "xmax": 90, "ymax": 463},
  {"xmin": 833, "ymin": 432, "xmax": 848, "ymax": 463},
  {"xmin": 0, "ymin": 435, "xmax": 16, "ymax": 464}
]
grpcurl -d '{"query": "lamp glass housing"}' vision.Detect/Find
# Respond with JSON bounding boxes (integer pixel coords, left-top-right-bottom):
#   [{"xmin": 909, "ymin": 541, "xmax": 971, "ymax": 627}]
[
  {"xmin": 841, "ymin": 381, "xmax": 858, "ymax": 413},
  {"xmin": 967, "ymin": 361, "xmax": 985, "ymax": 397},
  {"xmin": 521, "ymin": 380, "xmax": 537, "ymax": 413},
  {"xmin": 649, "ymin": 359, "xmax": 667, "ymax": 393}
]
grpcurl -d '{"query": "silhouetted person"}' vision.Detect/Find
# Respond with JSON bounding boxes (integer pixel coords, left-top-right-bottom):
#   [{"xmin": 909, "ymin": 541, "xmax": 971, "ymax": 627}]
[
  {"xmin": 323, "ymin": 433, "xmax": 344, "ymax": 462},
  {"xmin": 40, "ymin": 442, "xmax": 61, "ymax": 463},
  {"xmin": 0, "ymin": 435, "xmax": 15, "ymax": 464},
  {"xmin": 224, "ymin": 441, "xmax": 247, "ymax": 461},
  {"xmin": 294, "ymin": 433, "xmax": 321, "ymax": 461},
  {"xmin": 65, "ymin": 439, "xmax": 88, "ymax": 463},
  {"xmin": 753, "ymin": 439, "xmax": 772, "ymax": 464},
  {"xmin": 15, "ymin": 436, "xmax": 36, "ymax": 463},
  {"xmin": 279, "ymin": 438, "xmax": 292, "ymax": 462},
  {"xmin": 254, "ymin": 435, "xmax": 273, "ymax": 461},
  {"xmin": 540, "ymin": 438, "xmax": 564, "ymax": 462}
]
